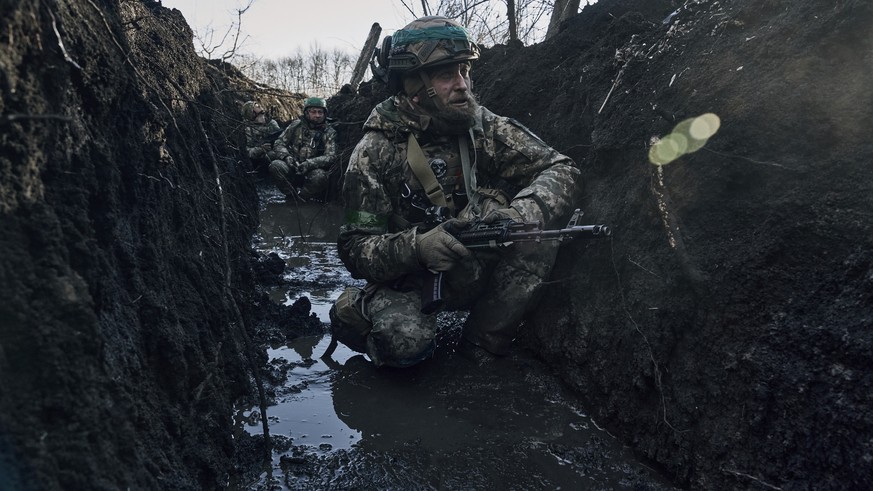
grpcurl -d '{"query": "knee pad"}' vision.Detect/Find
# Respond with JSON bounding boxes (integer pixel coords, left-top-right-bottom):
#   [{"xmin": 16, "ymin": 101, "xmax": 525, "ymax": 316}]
[
  {"xmin": 367, "ymin": 324, "xmax": 435, "ymax": 368},
  {"xmin": 365, "ymin": 288, "xmax": 436, "ymax": 367},
  {"xmin": 328, "ymin": 287, "xmax": 372, "ymax": 353}
]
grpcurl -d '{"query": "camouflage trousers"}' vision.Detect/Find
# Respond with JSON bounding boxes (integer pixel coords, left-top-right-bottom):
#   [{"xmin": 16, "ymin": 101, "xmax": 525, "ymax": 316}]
[
  {"xmin": 329, "ymin": 241, "xmax": 559, "ymax": 367},
  {"xmin": 268, "ymin": 160, "xmax": 330, "ymax": 199}
]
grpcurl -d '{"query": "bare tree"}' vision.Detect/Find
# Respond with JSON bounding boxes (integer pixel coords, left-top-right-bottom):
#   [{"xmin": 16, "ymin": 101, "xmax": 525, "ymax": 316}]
[
  {"xmin": 192, "ymin": 0, "xmax": 254, "ymax": 61},
  {"xmin": 230, "ymin": 0, "xmax": 592, "ymax": 97},
  {"xmin": 398, "ymin": 0, "xmax": 561, "ymax": 47}
]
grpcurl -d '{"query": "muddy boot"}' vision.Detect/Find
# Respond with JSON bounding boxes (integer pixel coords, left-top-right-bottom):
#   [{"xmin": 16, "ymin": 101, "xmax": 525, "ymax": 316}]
[
  {"xmin": 268, "ymin": 159, "xmax": 300, "ymax": 199},
  {"xmin": 299, "ymin": 169, "xmax": 329, "ymax": 202},
  {"xmin": 326, "ymin": 287, "xmax": 372, "ymax": 355}
]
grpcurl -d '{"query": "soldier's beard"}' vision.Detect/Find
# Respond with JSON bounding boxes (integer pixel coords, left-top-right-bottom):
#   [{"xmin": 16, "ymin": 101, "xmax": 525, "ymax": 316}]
[{"xmin": 418, "ymin": 92, "xmax": 479, "ymax": 135}]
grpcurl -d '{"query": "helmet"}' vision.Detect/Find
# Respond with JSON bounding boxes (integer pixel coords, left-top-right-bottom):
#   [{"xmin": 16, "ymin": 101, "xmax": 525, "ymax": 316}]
[
  {"xmin": 375, "ymin": 16, "xmax": 480, "ymax": 93},
  {"xmin": 242, "ymin": 100, "xmax": 257, "ymax": 120},
  {"xmin": 303, "ymin": 97, "xmax": 327, "ymax": 111},
  {"xmin": 243, "ymin": 100, "xmax": 266, "ymax": 121}
]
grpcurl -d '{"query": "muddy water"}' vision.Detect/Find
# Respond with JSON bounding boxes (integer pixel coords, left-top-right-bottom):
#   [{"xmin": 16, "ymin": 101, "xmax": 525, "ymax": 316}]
[{"xmin": 240, "ymin": 188, "xmax": 675, "ymax": 490}]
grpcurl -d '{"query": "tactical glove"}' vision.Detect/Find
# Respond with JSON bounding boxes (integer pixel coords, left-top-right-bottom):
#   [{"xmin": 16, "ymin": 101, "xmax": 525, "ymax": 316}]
[
  {"xmin": 482, "ymin": 206, "xmax": 524, "ymax": 224},
  {"xmin": 482, "ymin": 199, "xmax": 544, "ymax": 226},
  {"xmin": 416, "ymin": 219, "xmax": 471, "ymax": 272}
]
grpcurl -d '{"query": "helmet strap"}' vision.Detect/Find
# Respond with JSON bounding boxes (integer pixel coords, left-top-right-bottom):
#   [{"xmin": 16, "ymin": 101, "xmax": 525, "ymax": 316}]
[{"xmin": 419, "ymin": 71, "xmax": 437, "ymax": 98}]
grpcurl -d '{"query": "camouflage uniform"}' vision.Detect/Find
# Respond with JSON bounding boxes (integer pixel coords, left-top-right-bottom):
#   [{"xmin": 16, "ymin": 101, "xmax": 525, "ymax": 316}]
[
  {"xmin": 242, "ymin": 100, "xmax": 281, "ymax": 167},
  {"xmin": 245, "ymin": 119, "xmax": 281, "ymax": 162},
  {"xmin": 269, "ymin": 115, "xmax": 337, "ymax": 200},
  {"xmin": 332, "ymin": 95, "xmax": 581, "ymax": 367}
]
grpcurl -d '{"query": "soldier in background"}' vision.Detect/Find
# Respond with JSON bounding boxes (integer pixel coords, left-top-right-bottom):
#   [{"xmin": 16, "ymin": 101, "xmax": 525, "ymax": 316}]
[
  {"xmin": 328, "ymin": 16, "xmax": 582, "ymax": 368},
  {"xmin": 269, "ymin": 97, "xmax": 337, "ymax": 201},
  {"xmin": 242, "ymin": 100, "xmax": 282, "ymax": 172}
]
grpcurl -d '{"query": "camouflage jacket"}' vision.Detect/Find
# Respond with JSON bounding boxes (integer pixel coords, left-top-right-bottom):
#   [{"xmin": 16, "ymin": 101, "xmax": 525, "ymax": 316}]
[
  {"xmin": 272, "ymin": 116, "xmax": 338, "ymax": 170},
  {"xmin": 339, "ymin": 96, "xmax": 582, "ymax": 283},
  {"xmin": 245, "ymin": 119, "xmax": 282, "ymax": 150}
]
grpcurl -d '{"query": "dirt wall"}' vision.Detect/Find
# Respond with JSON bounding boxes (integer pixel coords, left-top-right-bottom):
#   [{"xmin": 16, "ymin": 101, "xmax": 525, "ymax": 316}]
[
  {"xmin": 471, "ymin": 0, "xmax": 872, "ymax": 488},
  {"xmin": 0, "ymin": 1, "xmax": 265, "ymax": 488}
]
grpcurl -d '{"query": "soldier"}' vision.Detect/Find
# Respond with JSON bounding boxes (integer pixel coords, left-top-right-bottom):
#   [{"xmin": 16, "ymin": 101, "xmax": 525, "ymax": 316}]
[
  {"xmin": 242, "ymin": 100, "xmax": 282, "ymax": 171},
  {"xmin": 269, "ymin": 97, "xmax": 338, "ymax": 201},
  {"xmin": 328, "ymin": 16, "xmax": 582, "ymax": 367}
]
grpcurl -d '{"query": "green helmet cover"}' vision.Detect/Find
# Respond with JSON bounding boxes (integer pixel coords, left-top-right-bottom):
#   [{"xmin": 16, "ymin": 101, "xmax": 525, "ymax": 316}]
[
  {"xmin": 387, "ymin": 16, "xmax": 480, "ymax": 74},
  {"xmin": 304, "ymin": 97, "xmax": 327, "ymax": 110}
]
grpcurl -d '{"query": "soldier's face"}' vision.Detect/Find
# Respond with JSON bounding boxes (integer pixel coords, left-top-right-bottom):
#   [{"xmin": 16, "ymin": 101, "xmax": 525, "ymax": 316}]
[
  {"xmin": 253, "ymin": 103, "xmax": 266, "ymax": 123},
  {"xmin": 413, "ymin": 62, "xmax": 478, "ymax": 129},
  {"xmin": 420, "ymin": 62, "xmax": 473, "ymax": 110},
  {"xmin": 306, "ymin": 107, "xmax": 326, "ymax": 124}
]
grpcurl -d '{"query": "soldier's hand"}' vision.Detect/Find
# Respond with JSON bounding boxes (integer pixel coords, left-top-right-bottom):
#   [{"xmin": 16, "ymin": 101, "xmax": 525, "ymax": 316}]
[
  {"xmin": 416, "ymin": 219, "xmax": 471, "ymax": 272},
  {"xmin": 297, "ymin": 160, "xmax": 314, "ymax": 174},
  {"xmin": 482, "ymin": 206, "xmax": 524, "ymax": 224}
]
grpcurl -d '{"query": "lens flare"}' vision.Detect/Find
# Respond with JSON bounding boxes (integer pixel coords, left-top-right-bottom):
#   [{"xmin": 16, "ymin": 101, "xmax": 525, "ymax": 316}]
[
  {"xmin": 649, "ymin": 113, "xmax": 720, "ymax": 165},
  {"xmin": 690, "ymin": 113, "xmax": 720, "ymax": 140}
]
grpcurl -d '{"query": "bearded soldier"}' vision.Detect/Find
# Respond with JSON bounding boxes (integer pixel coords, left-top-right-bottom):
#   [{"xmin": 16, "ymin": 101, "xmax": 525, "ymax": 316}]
[
  {"xmin": 269, "ymin": 97, "xmax": 337, "ymax": 201},
  {"xmin": 329, "ymin": 16, "xmax": 582, "ymax": 367}
]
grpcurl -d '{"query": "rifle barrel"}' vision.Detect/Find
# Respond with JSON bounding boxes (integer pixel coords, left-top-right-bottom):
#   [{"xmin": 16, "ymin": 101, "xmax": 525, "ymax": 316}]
[{"xmin": 508, "ymin": 224, "xmax": 611, "ymax": 241}]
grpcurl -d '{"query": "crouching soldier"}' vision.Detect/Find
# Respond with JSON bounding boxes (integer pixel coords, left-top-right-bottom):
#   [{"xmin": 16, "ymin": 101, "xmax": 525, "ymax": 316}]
[
  {"xmin": 328, "ymin": 16, "xmax": 582, "ymax": 368},
  {"xmin": 269, "ymin": 97, "xmax": 338, "ymax": 201},
  {"xmin": 242, "ymin": 100, "xmax": 282, "ymax": 172}
]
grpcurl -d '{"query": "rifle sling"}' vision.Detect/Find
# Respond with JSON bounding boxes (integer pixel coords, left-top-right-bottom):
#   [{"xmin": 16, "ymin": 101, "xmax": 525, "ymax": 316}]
[
  {"xmin": 459, "ymin": 128, "xmax": 481, "ymax": 215},
  {"xmin": 406, "ymin": 133, "xmax": 451, "ymax": 210}
]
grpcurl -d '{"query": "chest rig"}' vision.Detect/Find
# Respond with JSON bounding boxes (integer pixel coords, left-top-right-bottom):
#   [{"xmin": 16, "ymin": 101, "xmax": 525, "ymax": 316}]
[
  {"xmin": 402, "ymin": 129, "xmax": 481, "ymax": 225},
  {"xmin": 293, "ymin": 124, "xmax": 326, "ymax": 161}
]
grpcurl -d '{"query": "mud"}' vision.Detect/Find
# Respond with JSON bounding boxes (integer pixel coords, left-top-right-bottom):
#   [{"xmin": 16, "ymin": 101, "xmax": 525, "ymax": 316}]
[{"xmin": 235, "ymin": 191, "xmax": 674, "ymax": 489}]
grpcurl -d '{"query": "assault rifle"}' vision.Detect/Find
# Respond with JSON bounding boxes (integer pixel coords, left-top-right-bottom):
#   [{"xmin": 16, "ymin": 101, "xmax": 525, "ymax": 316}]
[{"xmin": 421, "ymin": 208, "xmax": 611, "ymax": 314}]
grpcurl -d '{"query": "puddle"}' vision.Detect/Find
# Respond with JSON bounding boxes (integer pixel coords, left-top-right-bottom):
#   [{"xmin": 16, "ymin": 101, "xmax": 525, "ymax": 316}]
[
  {"xmin": 236, "ymin": 187, "xmax": 676, "ymax": 490},
  {"xmin": 252, "ymin": 191, "xmax": 363, "ymax": 321},
  {"xmin": 239, "ymin": 336, "xmax": 361, "ymax": 454}
]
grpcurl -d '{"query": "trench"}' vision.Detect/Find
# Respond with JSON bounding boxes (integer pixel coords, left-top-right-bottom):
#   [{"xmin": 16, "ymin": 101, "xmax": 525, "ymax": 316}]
[{"xmin": 234, "ymin": 186, "xmax": 676, "ymax": 490}]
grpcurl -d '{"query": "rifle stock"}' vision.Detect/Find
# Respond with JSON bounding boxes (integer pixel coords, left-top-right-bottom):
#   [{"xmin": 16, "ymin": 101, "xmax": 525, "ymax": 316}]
[{"xmin": 420, "ymin": 209, "xmax": 611, "ymax": 314}]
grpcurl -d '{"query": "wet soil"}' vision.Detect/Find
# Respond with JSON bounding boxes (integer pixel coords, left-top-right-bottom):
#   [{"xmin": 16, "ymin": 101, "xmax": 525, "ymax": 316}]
[{"xmin": 234, "ymin": 190, "xmax": 675, "ymax": 489}]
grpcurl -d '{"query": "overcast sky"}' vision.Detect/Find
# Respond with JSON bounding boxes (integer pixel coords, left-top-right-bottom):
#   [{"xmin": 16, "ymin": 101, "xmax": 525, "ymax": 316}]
[{"xmin": 162, "ymin": 0, "xmax": 415, "ymax": 59}]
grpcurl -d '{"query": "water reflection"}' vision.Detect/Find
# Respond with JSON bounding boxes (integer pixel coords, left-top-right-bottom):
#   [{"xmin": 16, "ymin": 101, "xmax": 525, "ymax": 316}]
[
  {"xmin": 242, "ymin": 189, "xmax": 675, "ymax": 490},
  {"xmin": 241, "ymin": 336, "xmax": 361, "ymax": 455},
  {"xmin": 253, "ymin": 194, "xmax": 361, "ymax": 321}
]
